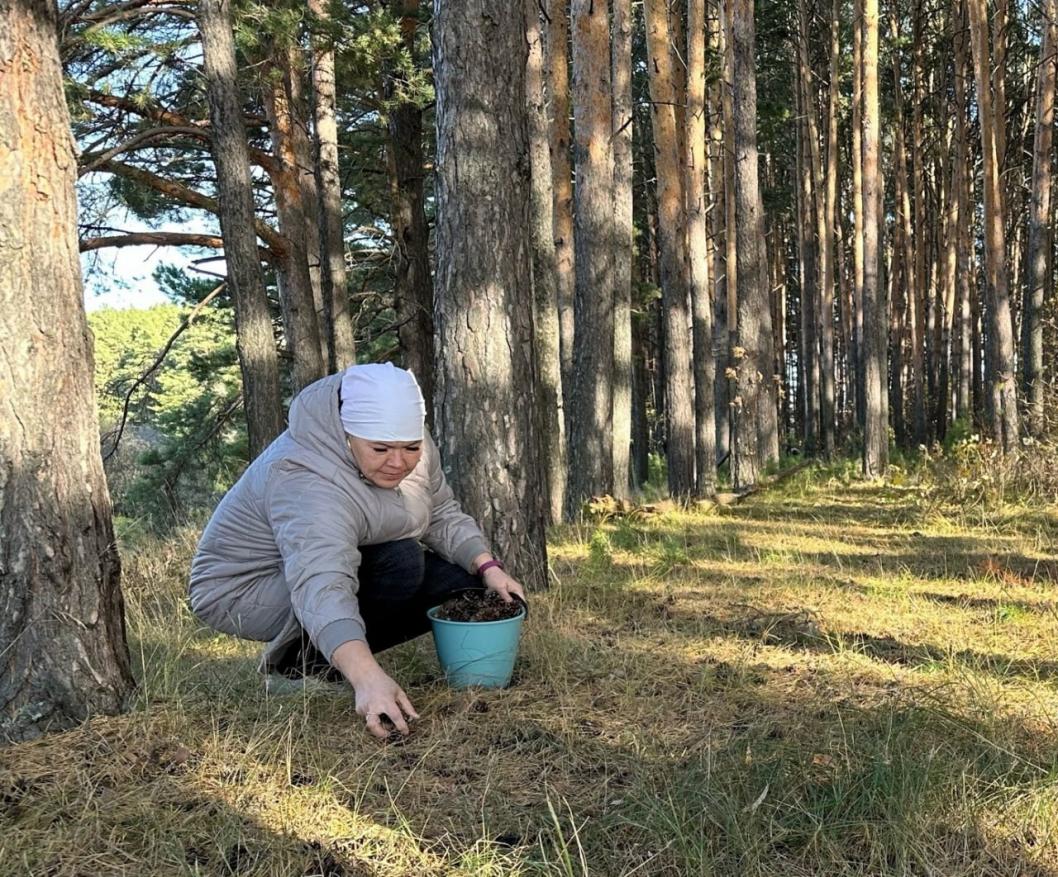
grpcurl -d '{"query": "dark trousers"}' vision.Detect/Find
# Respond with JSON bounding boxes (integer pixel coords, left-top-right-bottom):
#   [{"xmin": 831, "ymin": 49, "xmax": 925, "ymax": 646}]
[{"xmin": 269, "ymin": 539, "xmax": 482, "ymax": 678}]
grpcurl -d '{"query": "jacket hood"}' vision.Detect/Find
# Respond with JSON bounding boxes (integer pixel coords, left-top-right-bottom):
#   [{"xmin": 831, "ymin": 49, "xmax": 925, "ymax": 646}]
[{"xmin": 285, "ymin": 373, "xmax": 356, "ymax": 478}]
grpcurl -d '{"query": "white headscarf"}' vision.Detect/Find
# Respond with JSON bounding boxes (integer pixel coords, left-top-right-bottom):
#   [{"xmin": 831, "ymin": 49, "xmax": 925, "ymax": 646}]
[{"xmin": 339, "ymin": 363, "xmax": 426, "ymax": 441}]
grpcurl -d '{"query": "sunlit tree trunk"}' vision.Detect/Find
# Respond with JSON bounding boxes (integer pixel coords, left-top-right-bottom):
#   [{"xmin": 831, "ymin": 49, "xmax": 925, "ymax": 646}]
[
  {"xmin": 688, "ymin": 0, "xmax": 716, "ymax": 496},
  {"xmin": 861, "ymin": 0, "xmax": 888, "ymax": 476},
  {"xmin": 611, "ymin": 0, "xmax": 634, "ymax": 499},
  {"xmin": 385, "ymin": 0, "xmax": 435, "ymax": 418},
  {"xmin": 967, "ymin": 0, "xmax": 1019, "ymax": 451},
  {"xmin": 909, "ymin": 6, "xmax": 928, "ymax": 446},
  {"xmin": 1023, "ymin": 0, "xmax": 1056, "ymax": 434},
  {"xmin": 433, "ymin": 0, "xmax": 549, "ymax": 587},
  {"xmin": 547, "ymin": 0, "xmax": 576, "ymax": 412},
  {"xmin": 645, "ymin": 0, "xmax": 695, "ymax": 498},
  {"xmin": 794, "ymin": 46, "xmax": 819, "ymax": 454},
  {"xmin": 730, "ymin": 0, "xmax": 778, "ymax": 489},
  {"xmin": 822, "ymin": 0, "xmax": 839, "ymax": 455},
  {"xmin": 954, "ymin": 0, "xmax": 973, "ymax": 421},
  {"xmin": 526, "ymin": 0, "xmax": 567, "ymax": 522},
  {"xmin": 0, "ymin": 0, "xmax": 135, "ymax": 742},
  {"xmin": 263, "ymin": 48, "xmax": 325, "ymax": 392},
  {"xmin": 198, "ymin": 0, "xmax": 283, "ymax": 457},
  {"xmin": 309, "ymin": 0, "xmax": 357, "ymax": 372},
  {"xmin": 566, "ymin": 0, "xmax": 616, "ymax": 513},
  {"xmin": 852, "ymin": 0, "xmax": 865, "ymax": 429}
]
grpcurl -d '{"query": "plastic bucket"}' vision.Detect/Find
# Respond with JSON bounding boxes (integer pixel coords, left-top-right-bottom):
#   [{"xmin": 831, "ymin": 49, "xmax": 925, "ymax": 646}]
[{"xmin": 427, "ymin": 604, "xmax": 526, "ymax": 689}]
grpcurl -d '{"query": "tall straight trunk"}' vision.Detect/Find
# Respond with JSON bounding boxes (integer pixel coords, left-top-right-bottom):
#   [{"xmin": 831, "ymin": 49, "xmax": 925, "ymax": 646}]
[
  {"xmin": 433, "ymin": 0, "xmax": 548, "ymax": 588},
  {"xmin": 0, "ymin": 0, "xmax": 135, "ymax": 741},
  {"xmin": 1022, "ymin": 0, "xmax": 1056, "ymax": 434},
  {"xmin": 611, "ymin": 0, "xmax": 634, "ymax": 499},
  {"xmin": 645, "ymin": 0, "xmax": 695, "ymax": 497},
  {"xmin": 795, "ymin": 57, "xmax": 819, "ymax": 453},
  {"xmin": 720, "ymin": 0, "xmax": 737, "ymax": 463},
  {"xmin": 688, "ymin": 0, "xmax": 717, "ymax": 496},
  {"xmin": 937, "ymin": 108, "xmax": 958, "ymax": 436},
  {"xmin": 967, "ymin": 0, "xmax": 1019, "ymax": 451},
  {"xmin": 822, "ymin": 0, "xmax": 839, "ymax": 455},
  {"xmin": 707, "ymin": 11, "xmax": 729, "ymax": 462},
  {"xmin": 198, "ymin": 0, "xmax": 283, "ymax": 458},
  {"xmin": 309, "ymin": 0, "xmax": 357, "ymax": 372},
  {"xmin": 852, "ymin": 0, "xmax": 866, "ymax": 429},
  {"xmin": 526, "ymin": 0, "xmax": 566, "ymax": 523},
  {"xmin": 548, "ymin": 0, "xmax": 576, "ymax": 412},
  {"xmin": 909, "ymin": 5, "xmax": 928, "ymax": 445},
  {"xmin": 890, "ymin": 33, "xmax": 913, "ymax": 446},
  {"xmin": 566, "ymin": 0, "xmax": 616, "ymax": 514},
  {"xmin": 263, "ymin": 49, "xmax": 325, "ymax": 392},
  {"xmin": 861, "ymin": 0, "xmax": 888, "ymax": 476},
  {"xmin": 730, "ymin": 0, "xmax": 778, "ymax": 489},
  {"xmin": 954, "ymin": 0, "xmax": 973, "ymax": 420},
  {"xmin": 386, "ymin": 0, "xmax": 435, "ymax": 418}
]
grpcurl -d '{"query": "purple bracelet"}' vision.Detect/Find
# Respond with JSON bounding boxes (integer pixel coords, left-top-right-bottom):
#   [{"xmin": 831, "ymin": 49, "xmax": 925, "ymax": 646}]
[{"xmin": 477, "ymin": 559, "xmax": 504, "ymax": 577}]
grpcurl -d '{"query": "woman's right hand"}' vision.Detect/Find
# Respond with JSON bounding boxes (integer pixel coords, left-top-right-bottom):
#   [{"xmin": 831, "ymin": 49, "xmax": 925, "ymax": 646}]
[{"xmin": 331, "ymin": 640, "xmax": 420, "ymax": 738}]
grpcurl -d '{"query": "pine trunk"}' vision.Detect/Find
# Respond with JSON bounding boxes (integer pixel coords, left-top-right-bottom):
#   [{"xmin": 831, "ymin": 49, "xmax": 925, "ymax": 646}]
[
  {"xmin": 526, "ymin": 0, "xmax": 567, "ymax": 522},
  {"xmin": 688, "ymin": 0, "xmax": 717, "ymax": 496},
  {"xmin": 645, "ymin": 0, "xmax": 695, "ymax": 498},
  {"xmin": 198, "ymin": 0, "xmax": 283, "ymax": 458},
  {"xmin": 566, "ymin": 0, "xmax": 616, "ymax": 513},
  {"xmin": 433, "ymin": 0, "xmax": 549, "ymax": 587},
  {"xmin": 309, "ymin": 0, "xmax": 357, "ymax": 372},
  {"xmin": 0, "ymin": 0, "xmax": 135, "ymax": 742},
  {"xmin": 611, "ymin": 0, "xmax": 634, "ymax": 499},
  {"xmin": 730, "ymin": 0, "xmax": 778, "ymax": 490},
  {"xmin": 386, "ymin": 0, "xmax": 435, "ymax": 419}
]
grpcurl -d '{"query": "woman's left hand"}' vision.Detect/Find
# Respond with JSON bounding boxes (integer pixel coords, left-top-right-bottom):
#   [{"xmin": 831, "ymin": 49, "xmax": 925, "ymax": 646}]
[{"xmin": 482, "ymin": 566, "xmax": 526, "ymax": 604}]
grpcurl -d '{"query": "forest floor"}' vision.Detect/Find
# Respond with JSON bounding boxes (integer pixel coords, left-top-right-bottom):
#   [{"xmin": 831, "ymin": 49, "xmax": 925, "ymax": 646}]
[{"xmin": 3, "ymin": 463, "xmax": 1058, "ymax": 876}]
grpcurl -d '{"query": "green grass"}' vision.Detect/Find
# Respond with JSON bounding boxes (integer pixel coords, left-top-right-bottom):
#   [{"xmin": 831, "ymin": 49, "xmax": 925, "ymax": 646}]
[{"xmin": 2, "ymin": 474, "xmax": 1058, "ymax": 875}]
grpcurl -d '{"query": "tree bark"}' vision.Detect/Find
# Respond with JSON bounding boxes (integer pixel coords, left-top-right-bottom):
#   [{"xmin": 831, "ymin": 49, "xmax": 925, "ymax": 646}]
[
  {"xmin": 645, "ymin": 0, "xmax": 695, "ymax": 498},
  {"xmin": 309, "ymin": 0, "xmax": 357, "ymax": 371},
  {"xmin": 263, "ymin": 48, "xmax": 326, "ymax": 393},
  {"xmin": 852, "ymin": 0, "xmax": 865, "ymax": 430},
  {"xmin": 730, "ymin": 0, "xmax": 778, "ymax": 490},
  {"xmin": 198, "ymin": 0, "xmax": 283, "ymax": 459},
  {"xmin": 526, "ymin": 0, "xmax": 567, "ymax": 523},
  {"xmin": 909, "ymin": 5, "xmax": 928, "ymax": 446},
  {"xmin": 967, "ymin": 0, "xmax": 1019, "ymax": 451},
  {"xmin": 688, "ymin": 0, "xmax": 716, "ymax": 496},
  {"xmin": 547, "ymin": 0, "xmax": 576, "ymax": 413},
  {"xmin": 795, "ymin": 53, "xmax": 819, "ymax": 454},
  {"xmin": 611, "ymin": 0, "xmax": 634, "ymax": 500},
  {"xmin": 954, "ymin": 0, "xmax": 973, "ymax": 421},
  {"xmin": 822, "ymin": 0, "xmax": 839, "ymax": 455},
  {"xmin": 433, "ymin": 0, "xmax": 549, "ymax": 587},
  {"xmin": 861, "ymin": 0, "xmax": 888, "ymax": 476},
  {"xmin": 0, "ymin": 0, "xmax": 135, "ymax": 742},
  {"xmin": 1022, "ymin": 0, "xmax": 1056, "ymax": 434},
  {"xmin": 565, "ymin": 0, "xmax": 616, "ymax": 514},
  {"xmin": 385, "ymin": 0, "xmax": 435, "ymax": 419}
]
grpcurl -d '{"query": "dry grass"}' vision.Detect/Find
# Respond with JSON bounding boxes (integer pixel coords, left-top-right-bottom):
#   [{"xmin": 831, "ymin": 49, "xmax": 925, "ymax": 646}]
[{"xmin": 3, "ymin": 465, "xmax": 1058, "ymax": 876}]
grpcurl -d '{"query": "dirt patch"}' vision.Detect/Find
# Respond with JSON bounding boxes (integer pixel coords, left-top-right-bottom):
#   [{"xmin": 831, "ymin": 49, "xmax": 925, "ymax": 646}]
[{"xmin": 433, "ymin": 590, "xmax": 524, "ymax": 622}]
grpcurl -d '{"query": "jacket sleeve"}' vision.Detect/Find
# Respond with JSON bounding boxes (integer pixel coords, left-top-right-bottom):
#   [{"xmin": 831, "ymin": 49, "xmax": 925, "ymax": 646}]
[
  {"xmin": 265, "ymin": 463, "xmax": 368, "ymax": 660},
  {"xmin": 420, "ymin": 435, "xmax": 491, "ymax": 571}
]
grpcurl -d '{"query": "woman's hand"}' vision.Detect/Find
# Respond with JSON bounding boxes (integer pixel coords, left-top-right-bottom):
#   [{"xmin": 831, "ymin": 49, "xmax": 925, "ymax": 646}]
[
  {"xmin": 331, "ymin": 639, "xmax": 419, "ymax": 738},
  {"xmin": 481, "ymin": 566, "xmax": 526, "ymax": 605}
]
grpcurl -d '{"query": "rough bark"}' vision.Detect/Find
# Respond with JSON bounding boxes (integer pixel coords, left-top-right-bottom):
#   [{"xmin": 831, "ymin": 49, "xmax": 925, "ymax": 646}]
[
  {"xmin": 198, "ymin": 0, "xmax": 283, "ymax": 459},
  {"xmin": 645, "ymin": 0, "xmax": 695, "ymax": 498},
  {"xmin": 1022, "ymin": 0, "xmax": 1056, "ymax": 434},
  {"xmin": 910, "ymin": 6, "xmax": 928, "ymax": 446},
  {"xmin": 263, "ymin": 49, "xmax": 326, "ymax": 393},
  {"xmin": 954, "ymin": 0, "xmax": 973, "ymax": 420},
  {"xmin": 385, "ymin": 0, "xmax": 435, "ymax": 419},
  {"xmin": 611, "ymin": 0, "xmax": 634, "ymax": 500},
  {"xmin": 547, "ymin": 0, "xmax": 576, "ymax": 412},
  {"xmin": 0, "ymin": 0, "xmax": 135, "ymax": 742},
  {"xmin": 822, "ymin": 0, "xmax": 839, "ymax": 455},
  {"xmin": 795, "ymin": 58, "xmax": 819, "ymax": 453},
  {"xmin": 852, "ymin": 0, "xmax": 865, "ymax": 430},
  {"xmin": 707, "ymin": 11, "xmax": 729, "ymax": 462},
  {"xmin": 967, "ymin": 0, "xmax": 1019, "ymax": 451},
  {"xmin": 309, "ymin": 0, "xmax": 357, "ymax": 371},
  {"xmin": 730, "ymin": 0, "xmax": 778, "ymax": 490},
  {"xmin": 526, "ymin": 0, "xmax": 567, "ymax": 523},
  {"xmin": 688, "ymin": 0, "xmax": 716, "ymax": 496},
  {"xmin": 433, "ymin": 0, "xmax": 549, "ymax": 588},
  {"xmin": 861, "ymin": 0, "xmax": 888, "ymax": 477},
  {"xmin": 566, "ymin": 0, "xmax": 615, "ymax": 513}
]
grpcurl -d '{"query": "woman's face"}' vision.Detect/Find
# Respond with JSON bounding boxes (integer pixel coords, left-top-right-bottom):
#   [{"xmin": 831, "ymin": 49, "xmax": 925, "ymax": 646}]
[{"xmin": 346, "ymin": 435, "xmax": 423, "ymax": 488}]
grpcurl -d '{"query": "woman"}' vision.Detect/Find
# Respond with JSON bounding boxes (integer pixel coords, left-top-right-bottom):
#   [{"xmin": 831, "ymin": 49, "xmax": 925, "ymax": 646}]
[{"xmin": 189, "ymin": 363, "xmax": 526, "ymax": 739}]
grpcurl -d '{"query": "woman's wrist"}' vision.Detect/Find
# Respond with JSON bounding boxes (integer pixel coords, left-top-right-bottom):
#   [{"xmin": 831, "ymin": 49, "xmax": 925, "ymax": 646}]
[{"xmin": 477, "ymin": 558, "xmax": 504, "ymax": 577}]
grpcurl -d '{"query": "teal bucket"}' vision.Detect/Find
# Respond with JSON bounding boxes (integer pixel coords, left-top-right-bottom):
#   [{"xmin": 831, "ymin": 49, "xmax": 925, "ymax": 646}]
[{"xmin": 427, "ymin": 604, "xmax": 526, "ymax": 689}]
